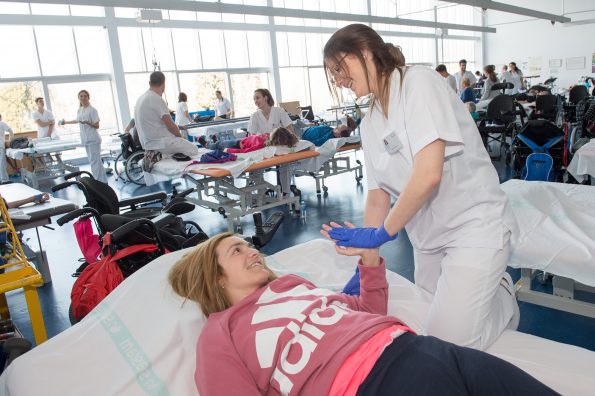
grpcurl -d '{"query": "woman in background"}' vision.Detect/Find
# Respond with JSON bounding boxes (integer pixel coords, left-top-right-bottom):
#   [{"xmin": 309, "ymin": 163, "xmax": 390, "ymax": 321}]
[
  {"xmin": 507, "ymin": 62, "xmax": 525, "ymax": 95},
  {"xmin": 248, "ymin": 89, "xmax": 293, "ymax": 135},
  {"xmin": 61, "ymin": 90, "xmax": 107, "ymax": 183},
  {"xmin": 175, "ymin": 92, "xmax": 193, "ymax": 139},
  {"xmin": 480, "ymin": 65, "xmax": 500, "ymax": 101}
]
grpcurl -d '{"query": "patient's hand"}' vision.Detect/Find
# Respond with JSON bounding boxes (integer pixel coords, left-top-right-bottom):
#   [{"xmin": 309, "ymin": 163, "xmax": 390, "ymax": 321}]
[{"xmin": 321, "ymin": 221, "xmax": 380, "ymax": 267}]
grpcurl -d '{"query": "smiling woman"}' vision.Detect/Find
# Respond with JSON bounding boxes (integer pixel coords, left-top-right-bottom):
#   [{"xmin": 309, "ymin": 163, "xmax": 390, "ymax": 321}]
[
  {"xmin": 321, "ymin": 23, "xmax": 520, "ymax": 351},
  {"xmin": 167, "ymin": 232, "xmax": 556, "ymax": 396}
]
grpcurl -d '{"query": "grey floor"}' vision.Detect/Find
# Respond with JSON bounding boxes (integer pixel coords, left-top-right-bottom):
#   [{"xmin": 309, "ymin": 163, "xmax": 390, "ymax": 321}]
[{"xmin": 6, "ymin": 151, "xmax": 595, "ymax": 352}]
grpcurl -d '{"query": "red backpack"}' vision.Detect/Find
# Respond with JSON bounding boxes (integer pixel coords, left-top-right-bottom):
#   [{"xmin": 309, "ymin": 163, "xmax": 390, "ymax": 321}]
[{"xmin": 70, "ymin": 233, "xmax": 160, "ymax": 321}]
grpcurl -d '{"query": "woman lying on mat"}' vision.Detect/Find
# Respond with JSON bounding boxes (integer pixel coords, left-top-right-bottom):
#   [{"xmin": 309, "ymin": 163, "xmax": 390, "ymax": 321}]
[
  {"xmin": 198, "ymin": 127, "xmax": 299, "ymax": 154},
  {"xmin": 168, "ymin": 230, "xmax": 557, "ymax": 396}
]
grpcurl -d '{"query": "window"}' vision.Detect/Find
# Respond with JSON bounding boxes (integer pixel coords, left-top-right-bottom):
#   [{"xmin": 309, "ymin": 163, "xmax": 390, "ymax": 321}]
[
  {"xmin": 246, "ymin": 31, "xmax": 268, "ymax": 68},
  {"xmin": 308, "ymin": 68, "xmax": 333, "ymax": 113},
  {"xmin": 200, "ymin": 31, "xmax": 227, "ymax": 69},
  {"xmin": 179, "ymin": 72, "xmax": 227, "ymax": 111},
  {"xmin": 30, "ymin": 3, "xmax": 69, "ymax": 15},
  {"xmin": 0, "ymin": 81, "xmax": 43, "ymax": 132},
  {"xmin": 35, "ymin": 26, "xmax": 78, "ymax": 76},
  {"xmin": 230, "ymin": 73, "xmax": 269, "ymax": 117},
  {"xmin": 279, "ymin": 67, "xmax": 310, "ymax": 106},
  {"xmin": 74, "ymin": 27, "xmax": 110, "ymax": 74},
  {"xmin": 172, "ymin": 29, "xmax": 202, "ymax": 71},
  {"xmin": 224, "ymin": 31, "xmax": 249, "ymax": 69},
  {"xmin": 142, "ymin": 28, "xmax": 175, "ymax": 71},
  {"xmin": 0, "ymin": 2, "xmax": 30, "ymax": 14},
  {"xmin": 118, "ymin": 27, "xmax": 147, "ymax": 73},
  {"xmin": 0, "ymin": 26, "xmax": 40, "ymax": 78},
  {"xmin": 69, "ymin": 5, "xmax": 104, "ymax": 17}
]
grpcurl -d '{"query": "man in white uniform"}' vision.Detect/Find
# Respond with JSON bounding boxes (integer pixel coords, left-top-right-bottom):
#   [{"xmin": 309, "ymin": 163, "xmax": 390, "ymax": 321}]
[
  {"xmin": 134, "ymin": 72, "xmax": 198, "ymax": 162},
  {"xmin": 32, "ymin": 97, "xmax": 55, "ymax": 139},
  {"xmin": 213, "ymin": 90, "xmax": 233, "ymax": 119},
  {"xmin": 435, "ymin": 64, "xmax": 457, "ymax": 93},
  {"xmin": 0, "ymin": 114, "xmax": 14, "ymax": 182},
  {"xmin": 454, "ymin": 59, "xmax": 477, "ymax": 94}
]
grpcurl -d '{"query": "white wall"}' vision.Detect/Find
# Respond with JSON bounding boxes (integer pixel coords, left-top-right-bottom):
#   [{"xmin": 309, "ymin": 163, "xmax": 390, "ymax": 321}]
[{"xmin": 484, "ymin": 0, "xmax": 595, "ymax": 90}]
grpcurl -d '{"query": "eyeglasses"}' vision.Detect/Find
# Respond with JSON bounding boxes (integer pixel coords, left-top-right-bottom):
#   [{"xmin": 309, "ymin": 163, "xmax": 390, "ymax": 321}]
[{"xmin": 328, "ymin": 54, "xmax": 349, "ymax": 83}]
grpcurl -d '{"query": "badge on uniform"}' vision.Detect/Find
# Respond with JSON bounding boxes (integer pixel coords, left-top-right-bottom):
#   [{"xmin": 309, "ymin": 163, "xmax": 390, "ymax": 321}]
[{"xmin": 383, "ymin": 131, "xmax": 402, "ymax": 154}]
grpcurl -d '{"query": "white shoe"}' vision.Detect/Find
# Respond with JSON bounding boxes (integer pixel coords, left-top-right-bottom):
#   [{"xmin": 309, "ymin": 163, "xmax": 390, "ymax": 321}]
[{"xmin": 501, "ymin": 272, "xmax": 520, "ymax": 330}]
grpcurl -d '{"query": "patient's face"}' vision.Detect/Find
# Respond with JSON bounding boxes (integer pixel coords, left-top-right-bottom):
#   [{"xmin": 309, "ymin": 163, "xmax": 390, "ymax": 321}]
[{"xmin": 216, "ymin": 236, "xmax": 270, "ymax": 297}]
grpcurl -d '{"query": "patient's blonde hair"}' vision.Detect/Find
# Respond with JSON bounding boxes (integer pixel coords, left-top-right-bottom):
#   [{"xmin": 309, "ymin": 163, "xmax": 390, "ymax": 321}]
[{"xmin": 168, "ymin": 232, "xmax": 277, "ymax": 317}]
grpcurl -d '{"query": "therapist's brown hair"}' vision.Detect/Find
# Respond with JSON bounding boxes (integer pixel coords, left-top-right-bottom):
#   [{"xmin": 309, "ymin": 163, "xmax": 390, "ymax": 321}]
[
  {"xmin": 323, "ymin": 23, "xmax": 405, "ymax": 118},
  {"xmin": 168, "ymin": 232, "xmax": 277, "ymax": 317}
]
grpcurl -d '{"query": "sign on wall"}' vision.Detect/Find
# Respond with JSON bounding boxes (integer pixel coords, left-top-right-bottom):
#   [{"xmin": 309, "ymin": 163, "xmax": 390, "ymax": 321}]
[{"xmin": 566, "ymin": 56, "xmax": 586, "ymax": 70}]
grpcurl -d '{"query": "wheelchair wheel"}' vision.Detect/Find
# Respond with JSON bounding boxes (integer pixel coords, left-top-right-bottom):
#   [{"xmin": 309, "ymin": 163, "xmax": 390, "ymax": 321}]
[
  {"xmin": 113, "ymin": 153, "xmax": 127, "ymax": 181},
  {"xmin": 184, "ymin": 220, "xmax": 205, "ymax": 236},
  {"xmin": 125, "ymin": 151, "xmax": 146, "ymax": 185}
]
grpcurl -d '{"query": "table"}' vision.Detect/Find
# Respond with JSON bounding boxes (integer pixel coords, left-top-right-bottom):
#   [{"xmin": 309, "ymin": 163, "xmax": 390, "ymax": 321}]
[
  {"xmin": 0, "ymin": 183, "xmax": 78, "ymax": 282},
  {"xmin": 568, "ymin": 139, "xmax": 595, "ymax": 182}
]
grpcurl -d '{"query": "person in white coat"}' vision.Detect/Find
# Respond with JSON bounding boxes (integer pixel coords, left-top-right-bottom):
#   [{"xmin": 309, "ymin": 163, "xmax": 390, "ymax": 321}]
[
  {"xmin": 175, "ymin": 92, "xmax": 193, "ymax": 139},
  {"xmin": 0, "ymin": 114, "xmax": 14, "ymax": 182},
  {"xmin": 61, "ymin": 90, "xmax": 107, "ymax": 183},
  {"xmin": 32, "ymin": 97, "xmax": 55, "ymax": 139},
  {"xmin": 506, "ymin": 62, "xmax": 525, "ymax": 95},
  {"xmin": 213, "ymin": 90, "xmax": 233, "ymax": 119},
  {"xmin": 322, "ymin": 24, "xmax": 519, "ymax": 350},
  {"xmin": 454, "ymin": 59, "xmax": 477, "ymax": 94}
]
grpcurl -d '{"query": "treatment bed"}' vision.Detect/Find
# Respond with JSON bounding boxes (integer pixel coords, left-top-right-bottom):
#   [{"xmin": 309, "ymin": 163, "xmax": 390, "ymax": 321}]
[
  {"xmin": 6, "ymin": 138, "xmax": 80, "ymax": 188},
  {"xmin": 144, "ymin": 142, "xmax": 318, "ymax": 232},
  {"xmin": 0, "ymin": 238, "xmax": 593, "ymax": 395},
  {"xmin": 293, "ymin": 136, "xmax": 363, "ymax": 194},
  {"xmin": 502, "ymin": 179, "xmax": 595, "ymax": 318}
]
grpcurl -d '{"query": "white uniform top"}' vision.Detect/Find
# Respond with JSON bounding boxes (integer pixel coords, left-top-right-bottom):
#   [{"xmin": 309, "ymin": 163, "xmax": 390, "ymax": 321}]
[
  {"xmin": 454, "ymin": 70, "xmax": 477, "ymax": 94},
  {"xmin": 134, "ymin": 90, "xmax": 171, "ymax": 151},
  {"xmin": 77, "ymin": 105, "xmax": 101, "ymax": 145},
  {"xmin": 175, "ymin": 102, "xmax": 192, "ymax": 126},
  {"xmin": 446, "ymin": 74, "xmax": 457, "ymax": 93},
  {"xmin": 213, "ymin": 98, "xmax": 232, "ymax": 117},
  {"xmin": 32, "ymin": 109, "xmax": 54, "ymax": 139},
  {"xmin": 0, "ymin": 121, "xmax": 14, "ymax": 143},
  {"xmin": 248, "ymin": 106, "xmax": 292, "ymax": 134},
  {"xmin": 506, "ymin": 71, "xmax": 523, "ymax": 95},
  {"xmin": 361, "ymin": 66, "xmax": 516, "ymax": 252}
]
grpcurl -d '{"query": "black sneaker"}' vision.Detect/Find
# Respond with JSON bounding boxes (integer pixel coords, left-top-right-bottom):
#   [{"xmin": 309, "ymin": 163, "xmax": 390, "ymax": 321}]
[
  {"xmin": 211, "ymin": 134, "xmax": 218, "ymax": 143},
  {"xmin": 142, "ymin": 150, "xmax": 162, "ymax": 172},
  {"xmin": 198, "ymin": 135, "xmax": 207, "ymax": 147}
]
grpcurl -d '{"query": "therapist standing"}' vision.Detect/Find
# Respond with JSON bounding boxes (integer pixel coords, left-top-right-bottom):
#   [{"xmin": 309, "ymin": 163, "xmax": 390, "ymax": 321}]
[
  {"xmin": 323, "ymin": 24, "xmax": 518, "ymax": 350},
  {"xmin": 61, "ymin": 90, "xmax": 107, "ymax": 183}
]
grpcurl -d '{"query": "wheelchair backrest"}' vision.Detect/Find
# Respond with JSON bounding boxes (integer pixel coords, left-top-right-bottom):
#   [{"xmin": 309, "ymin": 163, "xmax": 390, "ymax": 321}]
[
  {"xmin": 522, "ymin": 152, "xmax": 553, "ymax": 181},
  {"xmin": 79, "ymin": 177, "xmax": 120, "ymax": 215},
  {"xmin": 486, "ymin": 95, "xmax": 515, "ymax": 122},
  {"xmin": 517, "ymin": 119, "xmax": 564, "ymax": 148}
]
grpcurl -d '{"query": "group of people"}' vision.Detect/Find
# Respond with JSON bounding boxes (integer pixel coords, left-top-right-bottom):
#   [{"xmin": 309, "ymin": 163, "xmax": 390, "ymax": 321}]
[
  {"xmin": 436, "ymin": 59, "xmax": 525, "ymax": 103},
  {"xmin": 165, "ymin": 23, "xmax": 557, "ymax": 395},
  {"xmin": 174, "ymin": 90, "xmax": 234, "ymax": 132}
]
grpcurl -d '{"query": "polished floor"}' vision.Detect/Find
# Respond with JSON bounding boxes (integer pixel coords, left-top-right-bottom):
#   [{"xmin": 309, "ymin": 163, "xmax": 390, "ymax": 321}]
[{"xmin": 6, "ymin": 152, "xmax": 595, "ymax": 352}]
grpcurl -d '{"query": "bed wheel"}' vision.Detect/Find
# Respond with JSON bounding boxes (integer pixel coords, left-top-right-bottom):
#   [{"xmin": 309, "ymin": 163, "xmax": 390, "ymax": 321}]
[
  {"xmin": 322, "ymin": 186, "xmax": 328, "ymax": 193},
  {"xmin": 217, "ymin": 207, "xmax": 227, "ymax": 218}
]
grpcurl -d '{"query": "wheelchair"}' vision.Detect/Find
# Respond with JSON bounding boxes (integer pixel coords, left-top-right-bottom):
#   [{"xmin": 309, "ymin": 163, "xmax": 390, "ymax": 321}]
[{"xmin": 112, "ymin": 132, "xmax": 146, "ymax": 186}]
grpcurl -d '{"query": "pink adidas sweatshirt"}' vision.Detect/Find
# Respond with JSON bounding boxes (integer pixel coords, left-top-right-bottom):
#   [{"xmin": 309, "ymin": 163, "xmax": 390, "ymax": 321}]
[
  {"xmin": 226, "ymin": 133, "xmax": 269, "ymax": 154},
  {"xmin": 195, "ymin": 260, "xmax": 403, "ymax": 395}
]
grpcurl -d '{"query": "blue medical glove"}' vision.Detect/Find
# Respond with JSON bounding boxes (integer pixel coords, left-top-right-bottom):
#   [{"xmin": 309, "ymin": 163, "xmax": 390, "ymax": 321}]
[
  {"xmin": 329, "ymin": 224, "xmax": 397, "ymax": 248},
  {"xmin": 342, "ymin": 266, "xmax": 360, "ymax": 296}
]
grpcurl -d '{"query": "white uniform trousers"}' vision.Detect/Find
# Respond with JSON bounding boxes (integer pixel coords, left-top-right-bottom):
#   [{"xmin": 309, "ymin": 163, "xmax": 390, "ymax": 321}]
[
  {"xmin": 85, "ymin": 142, "xmax": 107, "ymax": 183},
  {"xmin": 0, "ymin": 146, "xmax": 9, "ymax": 182},
  {"xmin": 413, "ymin": 232, "xmax": 514, "ymax": 350},
  {"xmin": 154, "ymin": 137, "xmax": 198, "ymax": 157}
]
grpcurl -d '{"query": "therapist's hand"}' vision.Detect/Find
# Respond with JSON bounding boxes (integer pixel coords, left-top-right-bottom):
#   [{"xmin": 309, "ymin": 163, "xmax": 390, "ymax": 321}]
[
  {"xmin": 321, "ymin": 221, "xmax": 380, "ymax": 266},
  {"xmin": 329, "ymin": 224, "xmax": 397, "ymax": 249}
]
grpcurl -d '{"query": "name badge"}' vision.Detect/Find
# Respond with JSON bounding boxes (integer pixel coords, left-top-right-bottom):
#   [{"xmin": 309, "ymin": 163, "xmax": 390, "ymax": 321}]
[{"xmin": 382, "ymin": 131, "xmax": 402, "ymax": 154}]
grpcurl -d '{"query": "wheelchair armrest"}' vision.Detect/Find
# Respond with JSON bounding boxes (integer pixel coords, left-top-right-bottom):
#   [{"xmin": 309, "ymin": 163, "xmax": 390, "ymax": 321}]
[
  {"xmin": 151, "ymin": 213, "xmax": 177, "ymax": 228},
  {"xmin": 119, "ymin": 192, "xmax": 167, "ymax": 208}
]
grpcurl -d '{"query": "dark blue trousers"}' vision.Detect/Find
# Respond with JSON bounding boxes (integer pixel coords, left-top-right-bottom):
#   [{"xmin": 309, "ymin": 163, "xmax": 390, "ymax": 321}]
[{"xmin": 356, "ymin": 332, "xmax": 559, "ymax": 396}]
